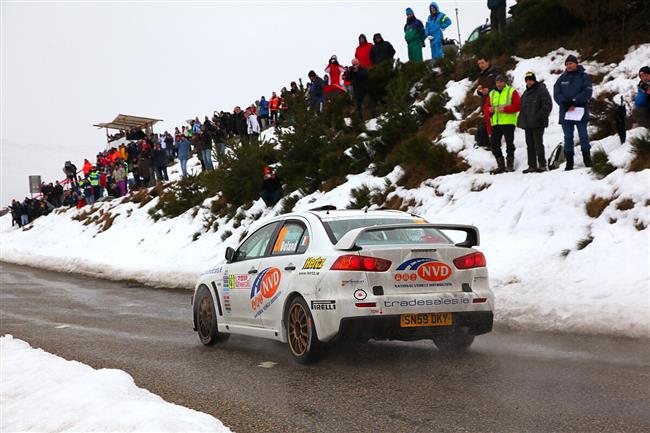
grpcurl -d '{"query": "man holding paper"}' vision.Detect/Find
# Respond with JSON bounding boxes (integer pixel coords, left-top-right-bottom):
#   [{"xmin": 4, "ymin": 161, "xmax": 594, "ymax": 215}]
[{"xmin": 553, "ymin": 54, "xmax": 593, "ymax": 171}]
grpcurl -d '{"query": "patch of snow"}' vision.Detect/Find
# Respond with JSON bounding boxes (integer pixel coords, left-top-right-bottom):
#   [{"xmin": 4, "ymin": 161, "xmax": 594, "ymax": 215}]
[{"xmin": 0, "ymin": 335, "xmax": 231, "ymax": 433}]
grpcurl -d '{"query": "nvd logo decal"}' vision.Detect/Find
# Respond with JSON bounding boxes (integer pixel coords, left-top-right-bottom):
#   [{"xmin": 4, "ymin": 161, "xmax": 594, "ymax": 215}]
[
  {"xmin": 250, "ymin": 267, "xmax": 282, "ymax": 315},
  {"xmin": 395, "ymin": 258, "xmax": 452, "ymax": 282}
]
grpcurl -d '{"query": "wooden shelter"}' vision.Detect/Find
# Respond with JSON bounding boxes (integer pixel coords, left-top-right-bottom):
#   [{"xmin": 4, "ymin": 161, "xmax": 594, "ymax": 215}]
[{"xmin": 94, "ymin": 114, "xmax": 162, "ymax": 143}]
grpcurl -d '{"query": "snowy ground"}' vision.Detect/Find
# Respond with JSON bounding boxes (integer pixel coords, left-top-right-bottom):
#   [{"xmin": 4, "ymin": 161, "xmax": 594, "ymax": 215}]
[
  {"xmin": 0, "ymin": 335, "xmax": 231, "ymax": 433},
  {"xmin": 1, "ymin": 46, "xmax": 649, "ymax": 338}
]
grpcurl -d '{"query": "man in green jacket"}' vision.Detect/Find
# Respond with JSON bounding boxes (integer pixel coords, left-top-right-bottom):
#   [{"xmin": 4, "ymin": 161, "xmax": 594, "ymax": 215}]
[{"xmin": 404, "ymin": 7, "xmax": 425, "ymax": 62}]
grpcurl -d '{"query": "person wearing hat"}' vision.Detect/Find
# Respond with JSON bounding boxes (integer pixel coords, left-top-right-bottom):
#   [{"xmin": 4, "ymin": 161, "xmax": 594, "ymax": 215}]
[
  {"xmin": 518, "ymin": 72, "xmax": 553, "ymax": 173},
  {"xmin": 553, "ymin": 54, "xmax": 593, "ymax": 170},
  {"xmin": 354, "ymin": 34, "xmax": 373, "ymax": 69},
  {"xmin": 369, "ymin": 33, "xmax": 396, "ymax": 66},
  {"xmin": 404, "ymin": 7, "xmax": 425, "ymax": 62},
  {"xmin": 632, "ymin": 66, "xmax": 650, "ymax": 128},
  {"xmin": 424, "ymin": 2, "xmax": 452, "ymax": 60},
  {"xmin": 485, "ymin": 74, "xmax": 520, "ymax": 173},
  {"xmin": 324, "ymin": 55, "xmax": 347, "ymax": 96}
]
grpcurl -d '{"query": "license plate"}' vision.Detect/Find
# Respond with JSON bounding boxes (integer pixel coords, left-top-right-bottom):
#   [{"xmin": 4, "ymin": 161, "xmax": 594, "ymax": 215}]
[{"xmin": 400, "ymin": 312, "xmax": 453, "ymax": 327}]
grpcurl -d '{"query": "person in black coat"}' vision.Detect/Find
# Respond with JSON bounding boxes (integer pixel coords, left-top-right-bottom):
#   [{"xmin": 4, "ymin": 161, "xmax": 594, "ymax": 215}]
[
  {"xmin": 152, "ymin": 144, "xmax": 169, "ymax": 181},
  {"xmin": 517, "ymin": 72, "xmax": 553, "ymax": 173},
  {"xmin": 232, "ymin": 107, "xmax": 248, "ymax": 137},
  {"xmin": 369, "ymin": 33, "xmax": 396, "ymax": 65},
  {"xmin": 346, "ymin": 58, "xmax": 369, "ymax": 119}
]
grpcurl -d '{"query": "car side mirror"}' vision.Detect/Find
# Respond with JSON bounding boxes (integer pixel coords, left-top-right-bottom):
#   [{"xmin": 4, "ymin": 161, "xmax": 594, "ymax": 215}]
[{"xmin": 225, "ymin": 247, "xmax": 235, "ymax": 262}]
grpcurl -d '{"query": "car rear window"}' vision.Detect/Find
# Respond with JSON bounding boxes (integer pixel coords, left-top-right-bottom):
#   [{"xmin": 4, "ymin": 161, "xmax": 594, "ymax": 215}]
[
  {"xmin": 322, "ymin": 218, "xmax": 450, "ymax": 244},
  {"xmin": 355, "ymin": 227, "xmax": 452, "ymax": 246}
]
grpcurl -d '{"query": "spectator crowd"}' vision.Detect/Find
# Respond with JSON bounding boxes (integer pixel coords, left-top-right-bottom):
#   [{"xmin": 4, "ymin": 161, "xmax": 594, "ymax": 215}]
[{"xmin": 7, "ymin": 1, "xmax": 649, "ymax": 228}]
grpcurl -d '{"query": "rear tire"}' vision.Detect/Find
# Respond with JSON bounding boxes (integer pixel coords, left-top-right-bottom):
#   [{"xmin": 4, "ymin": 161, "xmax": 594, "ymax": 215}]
[
  {"xmin": 286, "ymin": 297, "xmax": 323, "ymax": 364},
  {"xmin": 194, "ymin": 286, "xmax": 229, "ymax": 346},
  {"xmin": 432, "ymin": 328, "xmax": 474, "ymax": 353}
]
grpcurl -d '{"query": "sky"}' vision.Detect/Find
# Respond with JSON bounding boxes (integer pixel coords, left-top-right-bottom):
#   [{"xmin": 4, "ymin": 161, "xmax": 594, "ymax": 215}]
[{"xmin": 1, "ymin": 0, "xmax": 513, "ymax": 204}]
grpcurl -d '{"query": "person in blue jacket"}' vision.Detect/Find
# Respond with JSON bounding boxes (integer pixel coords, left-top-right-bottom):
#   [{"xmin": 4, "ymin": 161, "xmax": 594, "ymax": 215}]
[
  {"xmin": 177, "ymin": 135, "xmax": 192, "ymax": 177},
  {"xmin": 259, "ymin": 96, "xmax": 270, "ymax": 130},
  {"xmin": 424, "ymin": 2, "xmax": 452, "ymax": 61},
  {"xmin": 632, "ymin": 66, "xmax": 650, "ymax": 128},
  {"xmin": 553, "ymin": 54, "xmax": 593, "ymax": 170}
]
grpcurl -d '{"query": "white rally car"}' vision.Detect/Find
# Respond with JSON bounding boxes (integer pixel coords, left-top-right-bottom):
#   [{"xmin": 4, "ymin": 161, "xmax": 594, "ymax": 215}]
[{"xmin": 192, "ymin": 208, "xmax": 494, "ymax": 363}]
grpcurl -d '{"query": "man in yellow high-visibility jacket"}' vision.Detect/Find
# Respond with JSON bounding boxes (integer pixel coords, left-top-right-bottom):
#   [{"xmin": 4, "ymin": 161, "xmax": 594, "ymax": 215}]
[{"xmin": 485, "ymin": 75, "xmax": 521, "ymax": 173}]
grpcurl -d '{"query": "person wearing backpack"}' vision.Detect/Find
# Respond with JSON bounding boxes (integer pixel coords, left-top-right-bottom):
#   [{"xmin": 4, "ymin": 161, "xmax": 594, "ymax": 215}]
[
  {"xmin": 485, "ymin": 75, "xmax": 520, "ymax": 174},
  {"xmin": 518, "ymin": 72, "xmax": 553, "ymax": 173},
  {"xmin": 553, "ymin": 54, "xmax": 593, "ymax": 171}
]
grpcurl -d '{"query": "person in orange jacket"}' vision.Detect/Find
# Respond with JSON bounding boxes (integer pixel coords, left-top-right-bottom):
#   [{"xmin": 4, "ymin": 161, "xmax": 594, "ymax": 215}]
[
  {"xmin": 269, "ymin": 92, "xmax": 281, "ymax": 125},
  {"xmin": 82, "ymin": 159, "xmax": 93, "ymax": 178}
]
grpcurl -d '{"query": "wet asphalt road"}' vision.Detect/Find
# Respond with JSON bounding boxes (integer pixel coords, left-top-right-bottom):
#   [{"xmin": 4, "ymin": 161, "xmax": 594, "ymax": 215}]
[{"xmin": 1, "ymin": 261, "xmax": 649, "ymax": 433}]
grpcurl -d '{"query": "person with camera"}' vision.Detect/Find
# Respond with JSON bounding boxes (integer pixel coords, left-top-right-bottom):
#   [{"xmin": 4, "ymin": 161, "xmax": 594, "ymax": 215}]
[{"xmin": 633, "ymin": 66, "xmax": 650, "ymax": 128}]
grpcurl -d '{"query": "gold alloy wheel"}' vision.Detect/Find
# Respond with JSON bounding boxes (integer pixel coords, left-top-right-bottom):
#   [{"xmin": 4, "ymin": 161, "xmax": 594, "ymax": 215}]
[
  {"xmin": 288, "ymin": 302, "xmax": 310, "ymax": 356},
  {"xmin": 198, "ymin": 295, "xmax": 213, "ymax": 340}
]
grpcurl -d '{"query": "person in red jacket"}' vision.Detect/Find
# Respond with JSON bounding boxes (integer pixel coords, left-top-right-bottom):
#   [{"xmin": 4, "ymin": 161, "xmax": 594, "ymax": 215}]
[
  {"xmin": 82, "ymin": 159, "xmax": 93, "ymax": 178},
  {"xmin": 324, "ymin": 55, "xmax": 346, "ymax": 97},
  {"xmin": 354, "ymin": 34, "xmax": 373, "ymax": 69}
]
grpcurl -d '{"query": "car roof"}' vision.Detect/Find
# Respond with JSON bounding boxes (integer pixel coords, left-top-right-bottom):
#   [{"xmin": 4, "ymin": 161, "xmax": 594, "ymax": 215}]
[{"xmin": 304, "ymin": 209, "xmax": 417, "ymax": 221}]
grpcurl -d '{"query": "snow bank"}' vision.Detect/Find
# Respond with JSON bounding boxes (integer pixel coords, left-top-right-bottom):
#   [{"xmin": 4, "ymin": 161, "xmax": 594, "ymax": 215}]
[
  {"xmin": 0, "ymin": 335, "xmax": 231, "ymax": 433},
  {"xmin": 1, "ymin": 46, "xmax": 649, "ymax": 338}
]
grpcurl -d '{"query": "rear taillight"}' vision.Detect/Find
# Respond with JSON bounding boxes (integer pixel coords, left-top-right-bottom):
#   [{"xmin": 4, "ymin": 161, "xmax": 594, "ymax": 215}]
[
  {"xmin": 453, "ymin": 252, "xmax": 486, "ymax": 269},
  {"xmin": 330, "ymin": 255, "xmax": 392, "ymax": 272}
]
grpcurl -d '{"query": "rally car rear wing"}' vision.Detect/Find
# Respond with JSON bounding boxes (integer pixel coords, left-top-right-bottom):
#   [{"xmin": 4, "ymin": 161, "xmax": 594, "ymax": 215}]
[{"xmin": 334, "ymin": 223, "xmax": 480, "ymax": 251}]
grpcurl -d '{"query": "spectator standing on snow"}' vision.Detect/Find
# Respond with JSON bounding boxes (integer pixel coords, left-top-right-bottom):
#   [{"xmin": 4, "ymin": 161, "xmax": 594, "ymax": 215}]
[
  {"xmin": 268, "ymin": 93, "xmax": 281, "ymax": 125},
  {"xmin": 354, "ymin": 34, "xmax": 373, "ymax": 69},
  {"xmin": 369, "ymin": 33, "xmax": 396, "ymax": 65},
  {"xmin": 424, "ymin": 2, "xmax": 452, "ymax": 61},
  {"xmin": 632, "ymin": 66, "xmax": 650, "ymax": 128},
  {"xmin": 246, "ymin": 108, "xmax": 261, "ymax": 139},
  {"xmin": 177, "ymin": 136, "xmax": 192, "ymax": 177},
  {"xmin": 517, "ymin": 72, "xmax": 553, "ymax": 173},
  {"xmin": 88, "ymin": 166, "xmax": 101, "ymax": 201},
  {"xmin": 260, "ymin": 166, "xmax": 283, "ymax": 207},
  {"xmin": 553, "ymin": 54, "xmax": 593, "ymax": 171},
  {"xmin": 153, "ymin": 143, "xmax": 169, "ymax": 180},
  {"xmin": 404, "ymin": 7, "xmax": 426, "ymax": 63},
  {"xmin": 347, "ymin": 58, "xmax": 369, "ymax": 119},
  {"xmin": 325, "ymin": 55, "xmax": 347, "ymax": 97},
  {"xmin": 487, "ymin": 0, "xmax": 506, "ymax": 33},
  {"xmin": 485, "ymin": 75, "xmax": 520, "ymax": 174},
  {"xmin": 259, "ymin": 96, "xmax": 270, "ymax": 129},
  {"xmin": 113, "ymin": 161, "xmax": 127, "ymax": 197},
  {"xmin": 164, "ymin": 131, "xmax": 174, "ymax": 162},
  {"xmin": 232, "ymin": 106, "xmax": 248, "ymax": 137},
  {"xmin": 308, "ymin": 71, "xmax": 326, "ymax": 112}
]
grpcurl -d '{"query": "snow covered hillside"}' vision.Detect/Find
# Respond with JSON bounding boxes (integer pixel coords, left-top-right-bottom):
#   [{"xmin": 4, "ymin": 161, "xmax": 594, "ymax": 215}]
[
  {"xmin": 0, "ymin": 335, "xmax": 231, "ymax": 432},
  {"xmin": 2, "ymin": 46, "xmax": 649, "ymax": 338}
]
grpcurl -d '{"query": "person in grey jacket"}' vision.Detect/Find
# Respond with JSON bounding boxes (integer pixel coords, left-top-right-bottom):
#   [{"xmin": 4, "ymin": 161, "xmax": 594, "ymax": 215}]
[{"xmin": 518, "ymin": 72, "xmax": 553, "ymax": 173}]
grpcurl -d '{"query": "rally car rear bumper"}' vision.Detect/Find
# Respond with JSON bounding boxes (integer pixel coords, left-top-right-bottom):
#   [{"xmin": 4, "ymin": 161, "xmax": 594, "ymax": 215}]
[{"xmin": 335, "ymin": 311, "xmax": 493, "ymax": 342}]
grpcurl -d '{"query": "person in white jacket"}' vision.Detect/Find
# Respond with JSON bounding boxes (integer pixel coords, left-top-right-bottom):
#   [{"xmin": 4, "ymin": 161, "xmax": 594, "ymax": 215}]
[{"xmin": 245, "ymin": 108, "xmax": 261, "ymax": 139}]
